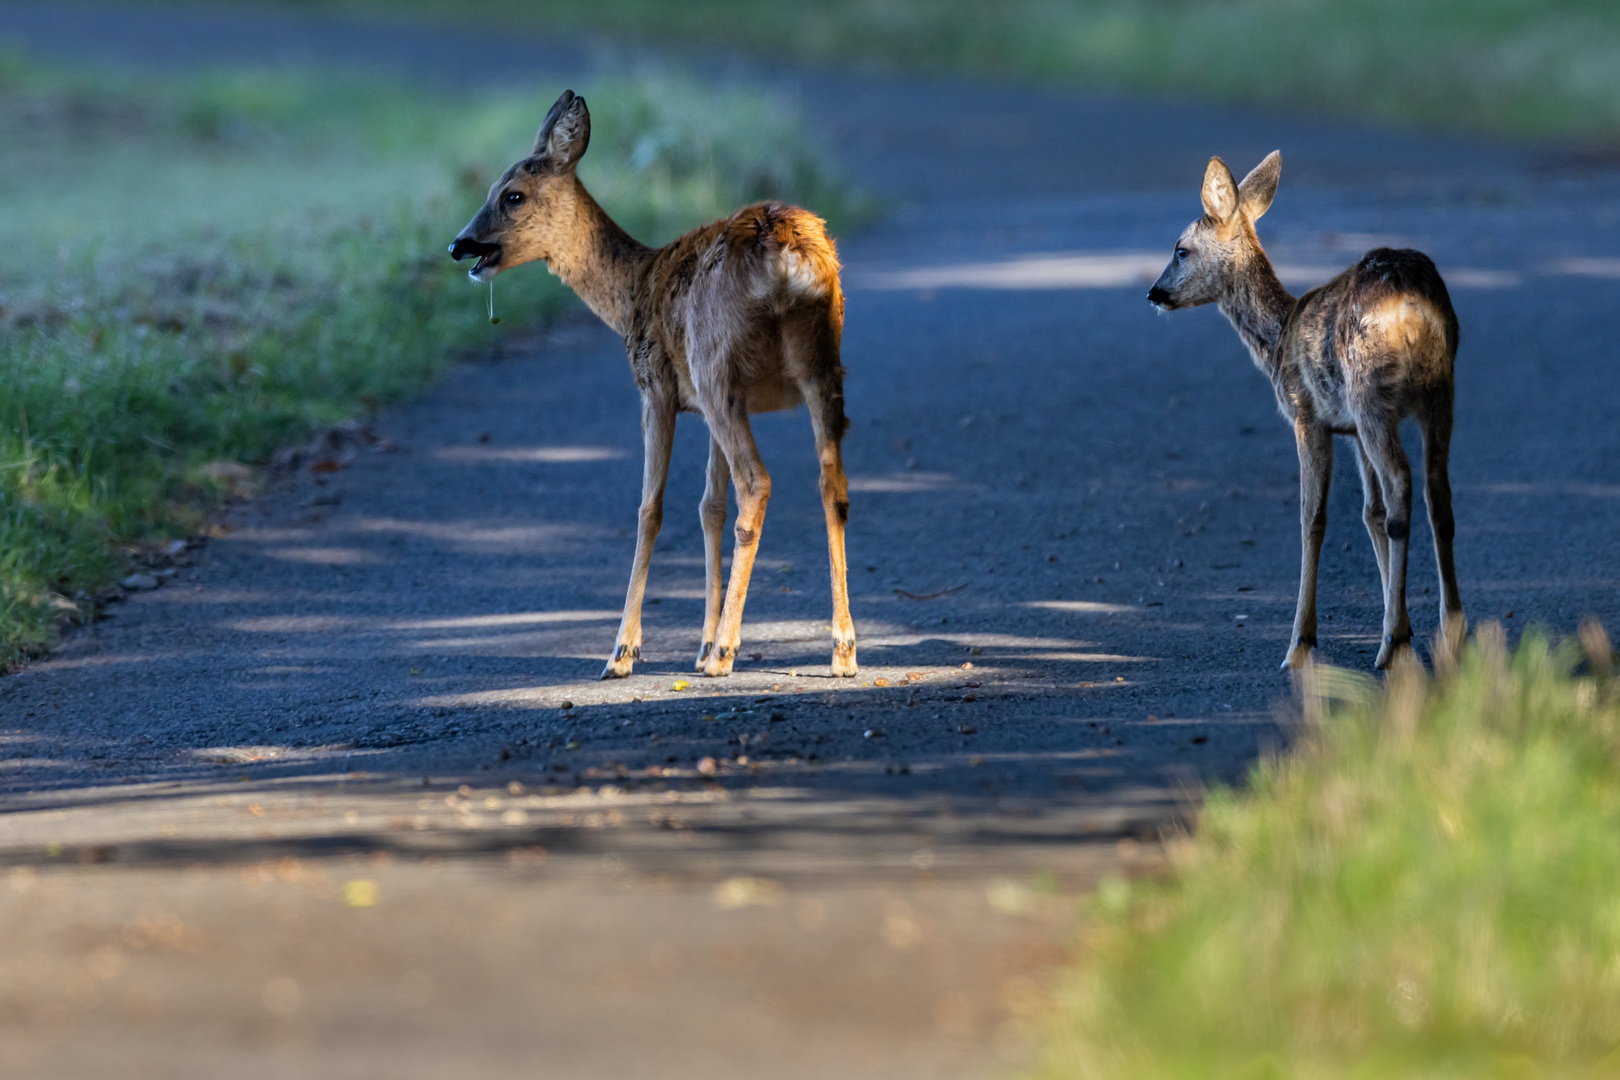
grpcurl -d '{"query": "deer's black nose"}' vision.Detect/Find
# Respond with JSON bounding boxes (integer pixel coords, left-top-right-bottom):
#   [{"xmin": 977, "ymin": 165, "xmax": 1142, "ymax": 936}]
[
  {"xmin": 1147, "ymin": 286, "xmax": 1171, "ymax": 306},
  {"xmin": 449, "ymin": 237, "xmax": 500, "ymax": 262}
]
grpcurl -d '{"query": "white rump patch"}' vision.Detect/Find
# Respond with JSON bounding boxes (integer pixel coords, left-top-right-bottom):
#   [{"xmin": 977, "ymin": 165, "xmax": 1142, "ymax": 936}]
[
  {"xmin": 772, "ymin": 248, "xmax": 827, "ymax": 299},
  {"xmin": 1360, "ymin": 295, "xmax": 1445, "ymax": 351}
]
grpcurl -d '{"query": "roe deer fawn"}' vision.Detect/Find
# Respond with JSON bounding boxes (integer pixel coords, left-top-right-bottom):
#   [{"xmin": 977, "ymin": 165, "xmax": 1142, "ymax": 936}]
[
  {"xmin": 1148, "ymin": 151, "xmax": 1463, "ymax": 670},
  {"xmin": 450, "ymin": 90, "xmax": 856, "ymax": 680}
]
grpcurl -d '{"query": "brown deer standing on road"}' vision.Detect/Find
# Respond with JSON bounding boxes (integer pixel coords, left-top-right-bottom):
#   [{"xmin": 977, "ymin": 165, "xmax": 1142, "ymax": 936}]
[
  {"xmin": 1148, "ymin": 151, "xmax": 1463, "ymax": 670},
  {"xmin": 450, "ymin": 90, "xmax": 857, "ymax": 680}
]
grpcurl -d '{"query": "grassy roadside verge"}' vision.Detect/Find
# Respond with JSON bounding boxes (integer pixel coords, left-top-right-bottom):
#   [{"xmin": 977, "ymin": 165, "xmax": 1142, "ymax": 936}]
[
  {"xmin": 310, "ymin": 0, "xmax": 1620, "ymax": 143},
  {"xmin": 1037, "ymin": 623, "xmax": 1620, "ymax": 1079},
  {"xmin": 0, "ymin": 54, "xmax": 855, "ymax": 668}
]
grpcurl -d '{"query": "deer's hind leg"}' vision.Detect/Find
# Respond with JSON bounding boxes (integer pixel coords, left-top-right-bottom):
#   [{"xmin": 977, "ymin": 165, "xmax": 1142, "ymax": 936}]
[
  {"xmin": 1358, "ymin": 412, "xmax": 1415, "ymax": 670},
  {"xmin": 603, "ymin": 388, "xmax": 677, "ymax": 679},
  {"xmin": 701, "ymin": 394, "xmax": 769, "ymax": 678},
  {"xmin": 1420, "ymin": 388, "xmax": 1464, "ymax": 659},
  {"xmin": 1353, "ymin": 435, "xmax": 1392, "ymax": 598},
  {"xmin": 687, "ymin": 299, "xmax": 774, "ymax": 679},
  {"xmin": 788, "ymin": 312, "xmax": 857, "ymax": 677},
  {"xmin": 696, "ymin": 435, "xmax": 731, "ymax": 671}
]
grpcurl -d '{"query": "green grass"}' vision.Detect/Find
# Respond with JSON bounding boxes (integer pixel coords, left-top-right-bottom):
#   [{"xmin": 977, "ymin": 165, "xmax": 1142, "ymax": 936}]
[
  {"xmin": 315, "ymin": 0, "xmax": 1620, "ymax": 143},
  {"xmin": 1036, "ymin": 623, "xmax": 1620, "ymax": 1079},
  {"xmin": 0, "ymin": 53, "xmax": 857, "ymax": 667}
]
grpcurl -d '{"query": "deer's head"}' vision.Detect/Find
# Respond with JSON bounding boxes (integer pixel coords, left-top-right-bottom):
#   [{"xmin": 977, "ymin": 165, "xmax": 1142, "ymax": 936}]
[
  {"xmin": 1148, "ymin": 151, "xmax": 1280, "ymax": 311},
  {"xmin": 449, "ymin": 90, "xmax": 592, "ymax": 281}
]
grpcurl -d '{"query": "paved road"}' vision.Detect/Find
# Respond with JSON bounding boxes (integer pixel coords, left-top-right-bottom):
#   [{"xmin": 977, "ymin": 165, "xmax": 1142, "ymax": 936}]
[{"xmin": 2, "ymin": 4, "xmax": 1619, "ymax": 1077}]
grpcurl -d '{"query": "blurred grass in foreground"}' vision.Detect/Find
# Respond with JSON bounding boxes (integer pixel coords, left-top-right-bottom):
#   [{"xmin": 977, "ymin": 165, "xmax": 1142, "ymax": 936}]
[
  {"xmin": 0, "ymin": 53, "xmax": 856, "ymax": 667},
  {"xmin": 340, "ymin": 0, "xmax": 1620, "ymax": 142},
  {"xmin": 1036, "ymin": 623, "xmax": 1620, "ymax": 1079}
]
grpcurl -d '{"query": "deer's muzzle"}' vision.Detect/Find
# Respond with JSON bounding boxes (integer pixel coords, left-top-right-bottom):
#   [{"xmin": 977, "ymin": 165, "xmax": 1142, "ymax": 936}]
[{"xmin": 449, "ymin": 237, "xmax": 502, "ymax": 279}]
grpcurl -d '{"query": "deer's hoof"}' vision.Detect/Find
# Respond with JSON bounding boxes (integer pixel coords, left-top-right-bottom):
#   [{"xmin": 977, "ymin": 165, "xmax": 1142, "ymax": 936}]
[
  {"xmin": 601, "ymin": 643, "xmax": 638, "ymax": 679},
  {"xmin": 832, "ymin": 641, "xmax": 858, "ymax": 678},
  {"xmin": 1374, "ymin": 634, "xmax": 1413, "ymax": 671},
  {"xmin": 1435, "ymin": 613, "xmax": 1467, "ymax": 666},
  {"xmin": 695, "ymin": 641, "xmax": 713, "ymax": 672},
  {"xmin": 703, "ymin": 645, "xmax": 736, "ymax": 678},
  {"xmin": 1280, "ymin": 635, "xmax": 1316, "ymax": 672}
]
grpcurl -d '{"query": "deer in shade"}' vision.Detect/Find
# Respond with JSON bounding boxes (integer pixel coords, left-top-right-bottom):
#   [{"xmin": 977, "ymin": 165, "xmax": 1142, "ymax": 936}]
[
  {"xmin": 1148, "ymin": 151, "xmax": 1463, "ymax": 670},
  {"xmin": 450, "ymin": 90, "xmax": 856, "ymax": 680}
]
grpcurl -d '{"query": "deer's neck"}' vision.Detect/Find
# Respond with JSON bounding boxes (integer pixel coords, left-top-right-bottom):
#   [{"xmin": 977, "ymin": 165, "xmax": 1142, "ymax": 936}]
[
  {"xmin": 1218, "ymin": 250, "xmax": 1296, "ymax": 383},
  {"xmin": 544, "ymin": 177, "xmax": 653, "ymax": 336}
]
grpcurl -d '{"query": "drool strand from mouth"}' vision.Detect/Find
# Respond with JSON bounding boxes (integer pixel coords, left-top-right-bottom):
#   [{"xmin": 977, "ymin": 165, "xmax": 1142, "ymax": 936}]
[{"xmin": 488, "ymin": 278, "xmax": 499, "ymax": 325}]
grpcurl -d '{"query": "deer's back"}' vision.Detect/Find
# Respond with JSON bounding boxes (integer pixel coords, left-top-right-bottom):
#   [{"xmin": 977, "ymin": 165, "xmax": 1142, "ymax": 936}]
[
  {"xmin": 1284, "ymin": 248, "xmax": 1459, "ymax": 431},
  {"xmin": 627, "ymin": 203, "xmax": 843, "ymax": 413}
]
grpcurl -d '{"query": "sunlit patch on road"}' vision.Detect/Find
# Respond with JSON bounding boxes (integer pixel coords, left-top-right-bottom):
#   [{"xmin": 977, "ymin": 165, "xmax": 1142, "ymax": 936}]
[
  {"xmin": 352, "ymin": 518, "xmax": 591, "ymax": 551},
  {"xmin": 224, "ymin": 527, "xmax": 319, "ymax": 542},
  {"xmin": 432, "ymin": 445, "xmax": 629, "ymax": 463},
  {"xmin": 857, "ymin": 249, "xmax": 1527, "ymax": 292},
  {"xmin": 1466, "ymin": 481, "xmax": 1620, "ymax": 499},
  {"xmin": 858, "ymin": 251, "xmax": 1169, "ymax": 290},
  {"xmin": 229, "ymin": 616, "xmax": 365, "ymax": 633},
  {"xmin": 1544, "ymin": 257, "xmax": 1620, "ymax": 278},
  {"xmin": 263, "ymin": 547, "xmax": 381, "ymax": 566},
  {"xmin": 1035, "ymin": 652, "xmax": 1157, "ymax": 663},
  {"xmin": 22, "ymin": 652, "xmax": 185, "ymax": 671},
  {"xmin": 1022, "ymin": 600, "xmax": 1138, "ymax": 614},
  {"xmin": 391, "ymin": 611, "xmax": 621, "ymax": 631},
  {"xmin": 191, "ymin": 746, "xmax": 291, "ymax": 764},
  {"xmin": 847, "ymin": 471, "xmax": 968, "ymax": 492},
  {"xmin": 1439, "ymin": 268, "xmax": 1521, "ymax": 288}
]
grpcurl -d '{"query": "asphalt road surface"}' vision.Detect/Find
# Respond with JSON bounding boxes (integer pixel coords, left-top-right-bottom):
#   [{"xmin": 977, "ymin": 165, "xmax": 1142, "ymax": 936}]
[{"xmin": 2, "ymin": 5, "xmax": 1618, "ymax": 1078}]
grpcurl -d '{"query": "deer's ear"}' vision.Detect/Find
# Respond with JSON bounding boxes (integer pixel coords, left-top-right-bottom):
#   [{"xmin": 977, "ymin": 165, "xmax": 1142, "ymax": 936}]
[
  {"xmin": 1200, "ymin": 156, "xmax": 1239, "ymax": 224},
  {"xmin": 534, "ymin": 90, "xmax": 590, "ymax": 168},
  {"xmin": 1238, "ymin": 151, "xmax": 1281, "ymax": 221}
]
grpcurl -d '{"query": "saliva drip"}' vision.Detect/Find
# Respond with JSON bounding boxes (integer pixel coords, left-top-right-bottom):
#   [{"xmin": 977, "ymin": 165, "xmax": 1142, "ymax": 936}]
[{"xmin": 488, "ymin": 279, "xmax": 500, "ymax": 325}]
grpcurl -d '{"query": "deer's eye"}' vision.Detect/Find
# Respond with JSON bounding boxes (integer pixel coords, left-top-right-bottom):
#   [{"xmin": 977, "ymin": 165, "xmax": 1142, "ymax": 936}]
[
  {"xmin": 1175, "ymin": 247, "xmax": 1190, "ymax": 260},
  {"xmin": 503, "ymin": 191, "xmax": 524, "ymax": 206}
]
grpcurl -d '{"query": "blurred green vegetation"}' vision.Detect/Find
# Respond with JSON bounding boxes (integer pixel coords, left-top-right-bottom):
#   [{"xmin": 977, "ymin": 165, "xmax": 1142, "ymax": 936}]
[
  {"xmin": 0, "ymin": 53, "xmax": 856, "ymax": 667},
  {"xmin": 339, "ymin": 0, "xmax": 1620, "ymax": 141},
  {"xmin": 1036, "ymin": 624, "xmax": 1620, "ymax": 1079}
]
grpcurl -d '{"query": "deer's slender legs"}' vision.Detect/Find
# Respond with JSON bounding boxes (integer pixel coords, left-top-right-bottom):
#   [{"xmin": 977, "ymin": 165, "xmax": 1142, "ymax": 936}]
[
  {"xmin": 602, "ymin": 392, "xmax": 677, "ymax": 679},
  {"xmin": 1284, "ymin": 419, "xmax": 1334, "ymax": 670},
  {"xmin": 703, "ymin": 394, "xmax": 770, "ymax": 678},
  {"xmin": 800, "ymin": 372, "xmax": 857, "ymax": 676},
  {"xmin": 1420, "ymin": 394, "xmax": 1464, "ymax": 658},
  {"xmin": 1360, "ymin": 417, "xmax": 1415, "ymax": 669},
  {"xmin": 1353, "ymin": 435, "xmax": 1392, "ymax": 598},
  {"xmin": 785, "ymin": 308, "xmax": 856, "ymax": 677},
  {"xmin": 696, "ymin": 435, "xmax": 731, "ymax": 671}
]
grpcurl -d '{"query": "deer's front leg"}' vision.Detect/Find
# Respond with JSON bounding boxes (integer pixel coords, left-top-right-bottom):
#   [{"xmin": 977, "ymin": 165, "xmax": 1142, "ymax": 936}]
[
  {"xmin": 1284, "ymin": 421, "xmax": 1333, "ymax": 670},
  {"xmin": 602, "ymin": 393, "xmax": 676, "ymax": 680},
  {"xmin": 703, "ymin": 405, "xmax": 769, "ymax": 679},
  {"xmin": 696, "ymin": 435, "xmax": 730, "ymax": 671}
]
